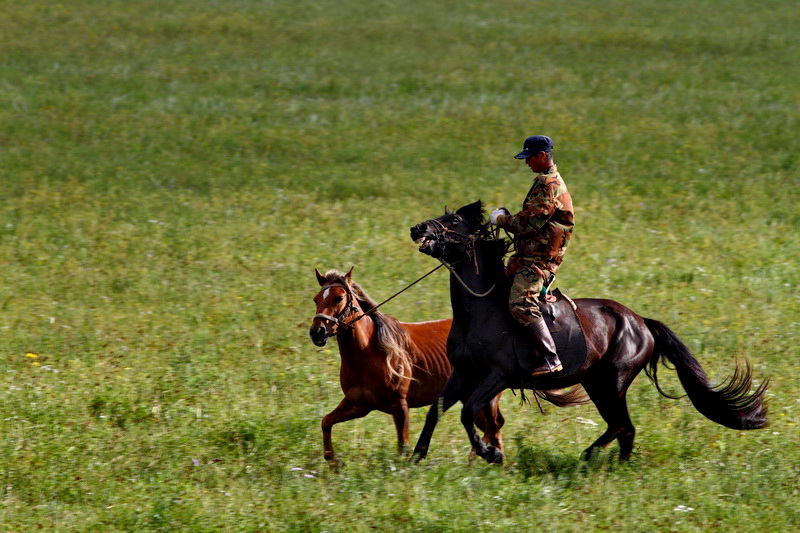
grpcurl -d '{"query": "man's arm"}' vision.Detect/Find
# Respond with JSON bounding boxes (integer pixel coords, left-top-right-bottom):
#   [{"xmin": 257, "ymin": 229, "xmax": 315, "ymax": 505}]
[{"xmin": 497, "ymin": 185, "xmax": 556, "ymax": 235}]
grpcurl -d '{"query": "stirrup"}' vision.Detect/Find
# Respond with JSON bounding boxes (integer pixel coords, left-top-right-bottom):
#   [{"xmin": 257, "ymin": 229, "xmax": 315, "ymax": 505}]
[{"xmin": 530, "ymin": 360, "xmax": 563, "ymax": 377}]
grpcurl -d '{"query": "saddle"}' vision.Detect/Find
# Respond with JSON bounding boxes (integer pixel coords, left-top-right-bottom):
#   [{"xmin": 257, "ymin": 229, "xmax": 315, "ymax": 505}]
[{"xmin": 535, "ymin": 288, "xmax": 588, "ymax": 374}]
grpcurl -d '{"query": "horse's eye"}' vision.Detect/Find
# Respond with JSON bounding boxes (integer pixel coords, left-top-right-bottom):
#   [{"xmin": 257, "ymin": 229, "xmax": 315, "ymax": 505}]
[{"xmin": 334, "ymin": 296, "xmax": 344, "ymax": 303}]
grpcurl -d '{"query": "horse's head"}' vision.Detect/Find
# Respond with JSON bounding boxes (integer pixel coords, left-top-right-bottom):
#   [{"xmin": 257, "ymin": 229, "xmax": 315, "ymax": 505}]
[
  {"xmin": 309, "ymin": 267, "xmax": 360, "ymax": 347},
  {"xmin": 410, "ymin": 201, "xmax": 486, "ymax": 262}
]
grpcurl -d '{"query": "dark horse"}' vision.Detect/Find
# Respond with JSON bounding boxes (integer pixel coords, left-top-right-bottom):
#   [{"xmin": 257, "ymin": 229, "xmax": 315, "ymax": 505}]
[
  {"xmin": 409, "ymin": 201, "xmax": 769, "ymax": 464},
  {"xmin": 309, "ymin": 267, "xmax": 507, "ymax": 463}
]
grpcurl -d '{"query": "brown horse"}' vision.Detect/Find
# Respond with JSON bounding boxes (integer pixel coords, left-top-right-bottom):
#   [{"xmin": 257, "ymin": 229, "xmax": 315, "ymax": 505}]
[{"xmin": 308, "ymin": 267, "xmax": 506, "ymax": 463}]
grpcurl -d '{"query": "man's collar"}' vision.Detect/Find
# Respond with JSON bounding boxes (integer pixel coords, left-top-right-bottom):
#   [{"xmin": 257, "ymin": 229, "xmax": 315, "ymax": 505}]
[{"xmin": 535, "ymin": 164, "xmax": 558, "ymax": 181}]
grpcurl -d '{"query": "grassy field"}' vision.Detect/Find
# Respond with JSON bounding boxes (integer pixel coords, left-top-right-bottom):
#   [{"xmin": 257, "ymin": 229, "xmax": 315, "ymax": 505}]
[{"xmin": 1, "ymin": 0, "xmax": 798, "ymax": 530}]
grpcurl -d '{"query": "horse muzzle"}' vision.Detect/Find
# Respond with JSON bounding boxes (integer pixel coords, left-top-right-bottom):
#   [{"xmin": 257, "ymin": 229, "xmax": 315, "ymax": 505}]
[
  {"xmin": 309, "ymin": 324, "xmax": 330, "ymax": 347},
  {"xmin": 410, "ymin": 223, "xmax": 438, "ymax": 256}
]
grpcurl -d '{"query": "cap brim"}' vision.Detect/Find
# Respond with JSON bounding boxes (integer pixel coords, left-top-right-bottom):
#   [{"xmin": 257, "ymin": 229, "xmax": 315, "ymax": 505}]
[{"xmin": 514, "ymin": 148, "xmax": 552, "ymax": 159}]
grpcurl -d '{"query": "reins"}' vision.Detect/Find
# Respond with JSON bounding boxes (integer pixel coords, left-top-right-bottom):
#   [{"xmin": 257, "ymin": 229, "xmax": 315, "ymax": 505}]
[
  {"xmin": 437, "ymin": 258, "xmax": 496, "ymax": 298},
  {"xmin": 426, "ymin": 218, "xmax": 498, "ymax": 298}
]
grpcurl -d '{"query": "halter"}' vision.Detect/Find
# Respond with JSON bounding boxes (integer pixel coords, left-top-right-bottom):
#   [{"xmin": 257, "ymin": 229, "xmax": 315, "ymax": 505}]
[{"xmin": 313, "ymin": 283, "xmax": 359, "ymax": 334}]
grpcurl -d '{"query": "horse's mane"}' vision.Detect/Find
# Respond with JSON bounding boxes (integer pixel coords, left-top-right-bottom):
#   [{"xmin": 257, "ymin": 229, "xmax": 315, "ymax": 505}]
[
  {"xmin": 321, "ymin": 269, "xmax": 414, "ymax": 383},
  {"xmin": 457, "ymin": 200, "xmax": 513, "ymax": 258},
  {"xmin": 478, "ymin": 232, "xmax": 513, "ymax": 259}
]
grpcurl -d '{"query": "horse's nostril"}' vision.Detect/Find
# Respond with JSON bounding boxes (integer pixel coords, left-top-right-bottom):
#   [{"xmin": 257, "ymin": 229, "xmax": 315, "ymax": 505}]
[{"xmin": 309, "ymin": 325, "xmax": 328, "ymax": 346}]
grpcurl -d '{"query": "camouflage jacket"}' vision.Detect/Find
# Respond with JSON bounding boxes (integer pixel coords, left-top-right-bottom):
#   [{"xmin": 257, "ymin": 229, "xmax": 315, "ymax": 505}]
[{"xmin": 496, "ymin": 164, "xmax": 574, "ymax": 276}]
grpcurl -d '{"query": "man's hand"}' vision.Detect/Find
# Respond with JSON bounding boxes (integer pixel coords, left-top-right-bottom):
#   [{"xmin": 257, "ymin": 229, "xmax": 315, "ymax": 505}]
[{"xmin": 490, "ymin": 207, "xmax": 509, "ymax": 225}]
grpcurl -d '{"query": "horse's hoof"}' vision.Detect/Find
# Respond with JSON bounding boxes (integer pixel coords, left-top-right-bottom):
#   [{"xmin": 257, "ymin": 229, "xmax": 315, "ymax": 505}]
[
  {"xmin": 483, "ymin": 446, "xmax": 504, "ymax": 464},
  {"xmin": 326, "ymin": 456, "xmax": 344, "ymax": 471},
  {"xmin": 410, "ymin": 449, "xmax": 427, "ymax": 464},
  {"xmin": 582, "ymin": 447, "xmax": 597, "ymax": 461}
]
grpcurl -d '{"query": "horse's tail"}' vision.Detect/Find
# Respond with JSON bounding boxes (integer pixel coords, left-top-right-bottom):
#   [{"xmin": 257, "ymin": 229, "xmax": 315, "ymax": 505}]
[
  {"xmin": 537, "ymin": 385, "xmax": 591, "ymax": 407},
  {"xmin": 643, "ymin": 318, "xmax": 769, "ymax": 430}
]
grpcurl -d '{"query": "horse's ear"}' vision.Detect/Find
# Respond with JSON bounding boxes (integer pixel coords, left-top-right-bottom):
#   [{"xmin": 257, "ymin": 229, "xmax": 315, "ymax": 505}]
[
  {"xmin": 456, "ymin": 200, "xmax": 484, "ymax": 225},
  {"xmin": 315, "ymin": 268, "xmax": 327, "ymax": 286},
  {"xmin": 444, "ymin": 205, "xmax": 452, "ymax": 215},
  {"xmin": 345, "ymin": 266, "xmax": 354, "ymax": 282}
]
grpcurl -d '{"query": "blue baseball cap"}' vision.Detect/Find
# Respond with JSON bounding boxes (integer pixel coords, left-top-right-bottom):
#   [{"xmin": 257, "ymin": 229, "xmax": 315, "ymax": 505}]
[{"xmin": 514, "ymin": 135, "xmax": 554, "ymax": 159}]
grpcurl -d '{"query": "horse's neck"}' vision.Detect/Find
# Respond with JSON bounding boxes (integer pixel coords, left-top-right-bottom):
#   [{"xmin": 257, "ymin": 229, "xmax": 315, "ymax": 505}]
[
  {"xmin": 449, "ymin": 243, "xmax": 507, "ymax": 312},
  {"xmin": 335, "ymin": 314, "xmax": 376, "ymax": 361}
]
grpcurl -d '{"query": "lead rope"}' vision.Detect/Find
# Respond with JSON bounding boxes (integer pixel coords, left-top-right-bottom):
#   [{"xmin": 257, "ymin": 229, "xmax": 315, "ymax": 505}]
[{"xmin": 345, "ymin": 262, "xmax": 446, "ymax": 327}]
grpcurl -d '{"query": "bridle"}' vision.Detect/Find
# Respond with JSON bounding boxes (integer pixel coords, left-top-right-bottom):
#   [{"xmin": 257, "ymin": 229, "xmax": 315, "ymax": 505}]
[
  {"xmin": 426, "ymin": 217, "xmax": 477, "ymax": 251},
  {"xmin": 421, "ymin": 217, "xmax": 497, "ymax": 298}
]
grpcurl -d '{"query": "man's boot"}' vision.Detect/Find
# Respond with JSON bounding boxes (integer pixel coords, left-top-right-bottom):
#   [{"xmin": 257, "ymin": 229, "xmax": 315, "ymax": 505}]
[{"xmin": 523, "ymin": 318, "xmax": 563, "ymax": 376}]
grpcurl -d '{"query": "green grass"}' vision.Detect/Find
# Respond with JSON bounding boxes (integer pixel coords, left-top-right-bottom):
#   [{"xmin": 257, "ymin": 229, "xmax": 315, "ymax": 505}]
[{"xmin": 1, "ymin": 0, "xmax": 798, "ymax": 530}]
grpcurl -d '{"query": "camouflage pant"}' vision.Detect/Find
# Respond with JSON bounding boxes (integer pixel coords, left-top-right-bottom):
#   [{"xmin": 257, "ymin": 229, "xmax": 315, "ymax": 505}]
[{"xmin": 508, "ymin": 268, "xmax": 546, "ymax": 326}]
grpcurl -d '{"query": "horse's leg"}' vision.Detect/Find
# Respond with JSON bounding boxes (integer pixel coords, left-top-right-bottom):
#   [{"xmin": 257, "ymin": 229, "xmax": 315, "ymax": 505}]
[
  {"xmin": 411, "ymin": 372, "xmax": 465, "ymax": 462},
  {"xmin": 474, "ymin": 394, "xmax": 505, "ymax": 453},
  {"xmin": 322, "ymin": 398, "xmax": 372, "ymax": 463},
  {"xmin": 390, "ymin": 398, "xmax": 410, "ymax": 455},
  {"xmin": 461, "ymin": 372, "xmax": 507, "ymax": 464},
  {"xmin": 581, "ymin": 380, "xmax": 636, "ymax": 461}
]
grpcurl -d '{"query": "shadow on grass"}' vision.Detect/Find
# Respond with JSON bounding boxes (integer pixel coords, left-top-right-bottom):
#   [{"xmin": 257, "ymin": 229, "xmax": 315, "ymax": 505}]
[{"xmin": 513, "ymin": 440, "xmax": 638, "ymax": 486}]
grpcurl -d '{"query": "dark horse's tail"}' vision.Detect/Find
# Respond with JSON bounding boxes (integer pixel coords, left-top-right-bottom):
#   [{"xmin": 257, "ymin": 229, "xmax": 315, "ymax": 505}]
[{"xmin": 643, "ymin": 318, "xmax": 769, "ymax": 430}]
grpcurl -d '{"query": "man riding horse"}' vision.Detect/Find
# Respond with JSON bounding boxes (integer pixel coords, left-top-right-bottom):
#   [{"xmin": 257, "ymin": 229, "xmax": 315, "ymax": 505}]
[{"xmin": 490, "ymin": 135, "xmax": 574, "ymax": 376}]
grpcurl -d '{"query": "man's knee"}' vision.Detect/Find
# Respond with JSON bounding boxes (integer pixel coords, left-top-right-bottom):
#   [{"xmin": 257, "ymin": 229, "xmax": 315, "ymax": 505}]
[
  {"xmin": 508, "ymin": 270, "xmax": 544, "ymax": 325},
  {"xmin": 509, "ymin": 301, "xmax": 541, "ymax": 325}
]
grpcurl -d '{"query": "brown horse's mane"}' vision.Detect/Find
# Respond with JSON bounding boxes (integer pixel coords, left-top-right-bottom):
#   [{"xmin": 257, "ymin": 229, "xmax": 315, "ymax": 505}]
[{"xmin": 322, "ymin": 270, "xmax": 414, "ymax": 383}]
